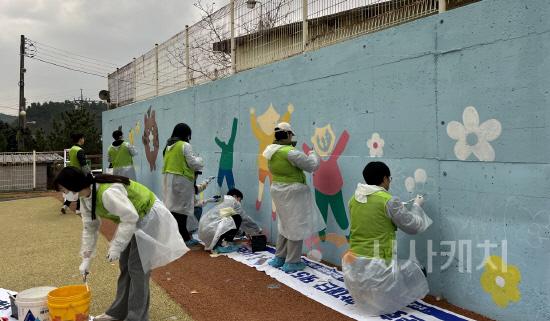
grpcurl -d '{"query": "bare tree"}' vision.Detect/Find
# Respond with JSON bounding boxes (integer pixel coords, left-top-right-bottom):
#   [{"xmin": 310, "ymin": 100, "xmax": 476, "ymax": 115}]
[{"xmin": 166, "ymin": 0, "xmax": 295, "ymax": 83}]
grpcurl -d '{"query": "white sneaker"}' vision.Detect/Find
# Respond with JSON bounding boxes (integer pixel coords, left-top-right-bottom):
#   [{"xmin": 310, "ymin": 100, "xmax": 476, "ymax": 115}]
[
  {"xmin": 75, "ymin": 210, "xmax": 81, "ymax": 216},
  {"xmin": 60, "ymin": 205, "xmax": 68, "ymax": 214},
  {"xmin": 93, "ymin": 313, "xmax": 120, "ymax": 321}
]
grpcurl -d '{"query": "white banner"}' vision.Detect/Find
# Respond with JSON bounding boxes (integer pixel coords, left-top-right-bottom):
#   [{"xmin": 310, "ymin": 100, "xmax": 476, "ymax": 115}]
[{"xmin": 225, "ymin": 247, "xmax": 476, "ymax": 321}]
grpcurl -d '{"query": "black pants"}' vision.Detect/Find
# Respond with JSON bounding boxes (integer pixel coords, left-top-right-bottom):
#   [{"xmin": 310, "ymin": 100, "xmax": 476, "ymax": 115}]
[
  {"xmin": 63, "ymin": 198, "xmax": 80, "ymax": 210},
  {"xmin": 215, "ymin": 215, "xmax": 242, "ymax": 248},
  {"xmin": 171, "ymin": 212, "xmax": 191, "ymax": 241}
]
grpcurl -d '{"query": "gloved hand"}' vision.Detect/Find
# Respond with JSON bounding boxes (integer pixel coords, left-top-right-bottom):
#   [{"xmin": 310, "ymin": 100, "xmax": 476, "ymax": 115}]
[
  {"xmin": 79, "ymin": 258, "xmax": 91, "ymax": 275},
  {"xmin": 413, "ymin": 194, "xmax": 425, "ymax": 207},
  {"xmin": 206, "ymin": 195, "xmax": 221, "ymax": 203},
  {"xmin": 107, "ymin": 250, "xmax": 121, "ymax": 262}
]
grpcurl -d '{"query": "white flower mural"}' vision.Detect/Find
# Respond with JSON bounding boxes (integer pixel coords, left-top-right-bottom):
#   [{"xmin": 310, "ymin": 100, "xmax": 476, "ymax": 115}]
[
  {"xmin": 405, "ymin": 168, "xmax": 428, "ymax": 193},
  {"xmin": 447, "ymin": 106, "xmax": 502, "ymax": 161},
  {"xmin": 367, "ymin": 132, "xmax": 385, "ymax": 157}
]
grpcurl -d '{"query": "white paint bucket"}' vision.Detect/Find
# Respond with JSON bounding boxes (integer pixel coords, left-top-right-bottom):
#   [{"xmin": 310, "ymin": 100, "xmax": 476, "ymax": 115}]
[{"xmin": 16, "ymin": 286, "xmax": 57, "ymax": 321}]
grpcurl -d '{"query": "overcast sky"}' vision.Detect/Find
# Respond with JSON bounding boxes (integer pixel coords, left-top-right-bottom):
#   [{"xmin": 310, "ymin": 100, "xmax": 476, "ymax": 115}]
[{"xmin": 0, "ymin": 0, "xmax": 228, "ymax": 116}]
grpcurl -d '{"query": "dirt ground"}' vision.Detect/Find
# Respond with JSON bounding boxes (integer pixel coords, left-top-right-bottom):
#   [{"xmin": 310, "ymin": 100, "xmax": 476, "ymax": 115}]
[
  {"xmin": 2, "ymin": 192, "xmax": 495, "ymax": 321},
  {"xmin": 99, "ymin": 208, "xmax": 495, "ymax": 321}
]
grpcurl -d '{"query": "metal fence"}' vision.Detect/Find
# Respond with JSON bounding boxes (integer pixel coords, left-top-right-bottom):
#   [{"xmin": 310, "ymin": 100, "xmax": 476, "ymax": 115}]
[
  {"xmin": 0, "ymin": 151, "xmax": 64, "ymax": 192},
  {"xmin": 108, "ymin": 0, "xmax": 476, "ymax": 107}
]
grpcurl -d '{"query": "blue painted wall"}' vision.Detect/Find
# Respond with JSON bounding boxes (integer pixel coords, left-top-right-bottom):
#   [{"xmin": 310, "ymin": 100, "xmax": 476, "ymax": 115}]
[{"xmin": 102, "ymin": 0, "xmax": 550, "ymax": 319}]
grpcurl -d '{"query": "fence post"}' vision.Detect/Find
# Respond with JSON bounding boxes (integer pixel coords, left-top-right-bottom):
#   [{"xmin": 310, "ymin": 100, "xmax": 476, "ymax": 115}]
[
  {"xmin": 32, "ymin": 150, "xmax": 36, "ymax": 190},
  {"xmin": 230, "ymin": 0, "xmax": 237, "ymax": 73},
  {"xmin": 439, "ymin": 0, "xmax": 446, "ymax": 13},
  {"xmin": 185, "ymin": 25, "xmax": 191, "ymax": 86},
  {"xmin": 115, "ymin": 68, "xmax": 120, "ymax": 108},
  {"xmin": 133, "ymin": 57, "xmax": 137, "ymax": 103},
  {"xmin": 155, "ymin": 44, "xmax": 159, "ymax": 96},
  {"xmin": 302, "ymin": 0, "xmax": 308, "ymax": 51}
]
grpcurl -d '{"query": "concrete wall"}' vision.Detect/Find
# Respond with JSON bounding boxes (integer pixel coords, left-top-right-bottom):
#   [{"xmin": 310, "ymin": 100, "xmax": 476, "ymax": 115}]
[{"xmin": 102, "ymin": 0, "xmax": 550, "ymax": 319}]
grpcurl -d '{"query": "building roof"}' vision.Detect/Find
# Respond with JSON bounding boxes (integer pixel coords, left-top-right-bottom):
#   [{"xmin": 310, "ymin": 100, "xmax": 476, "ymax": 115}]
[{"xmin": 0, "ymin": 152, "xmax": 64, "ymax": 164}]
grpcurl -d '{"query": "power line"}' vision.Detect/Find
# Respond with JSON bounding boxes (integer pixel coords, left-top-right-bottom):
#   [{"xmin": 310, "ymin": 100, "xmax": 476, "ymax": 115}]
[
  {"xmin": 27, "ymin": 56, "xmax": 107, "ymax": 78},
  {"xmin": 29, "ymin": 53, "xmax": 113, "ymax": 77},
  {"xmin": 32, "ymin": 49, "xmax": 114, "ymax": 74},
  {"xmin": 21, "ymin": 38, "xmax": 179, "ymax": 89},
  {"xmin": 26, "ymin": 38, "xmax": 120, "ymax": 67}
]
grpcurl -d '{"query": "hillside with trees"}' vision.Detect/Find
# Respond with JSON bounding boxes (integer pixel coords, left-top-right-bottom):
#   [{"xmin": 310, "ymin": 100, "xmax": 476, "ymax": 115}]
[{"xmin": 0, "ymin": 100, "xmax": 106, "ymax": 153}]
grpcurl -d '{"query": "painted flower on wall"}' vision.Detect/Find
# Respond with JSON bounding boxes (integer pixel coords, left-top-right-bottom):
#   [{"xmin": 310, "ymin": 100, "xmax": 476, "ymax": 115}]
[
  {"xmin": 447, "ymin": 106, "xmax": 502, "ymax": 161},
  {"xmin": 480, "ymin": 255, "xmax": 521, "ymax": 308},
  {"xmin": 367, "ymin": 132, "xmax": 384, "ymax": 157},
  {"xmin": 405, "ymin": 168, "xmax": 428, "ymax": 193}
]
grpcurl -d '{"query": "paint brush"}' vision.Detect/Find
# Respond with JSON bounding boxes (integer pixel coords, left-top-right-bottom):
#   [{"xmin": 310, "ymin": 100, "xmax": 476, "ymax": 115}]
[{"xmin": 402, "ymin": 194, "xmax": 426, "ymax": 205}]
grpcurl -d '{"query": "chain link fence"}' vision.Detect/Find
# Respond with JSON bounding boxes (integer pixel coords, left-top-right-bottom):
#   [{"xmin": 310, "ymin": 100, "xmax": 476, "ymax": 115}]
[
  {"xmin": 0, "ymin": 152, "xmax": 65, "ymax": 192},
  {"xmin": 108, "ymin": 0, "xmax": 478, "ymax": 107}
]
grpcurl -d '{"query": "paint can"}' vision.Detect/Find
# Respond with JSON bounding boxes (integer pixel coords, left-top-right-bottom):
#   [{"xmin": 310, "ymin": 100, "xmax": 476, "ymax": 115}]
[{"xmin": 16, "ymin": 286, "xmax": 57, "ymax": 321}]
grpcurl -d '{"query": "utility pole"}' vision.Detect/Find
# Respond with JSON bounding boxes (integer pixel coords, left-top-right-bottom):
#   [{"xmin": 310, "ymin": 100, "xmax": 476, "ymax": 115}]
[
  {"xmin": 18, "ymin": 34, "xmax": 26, "ymax": 151},
  {"xmin": 74, "ymin": 89, "xmax": 88, "ymax": 109}
]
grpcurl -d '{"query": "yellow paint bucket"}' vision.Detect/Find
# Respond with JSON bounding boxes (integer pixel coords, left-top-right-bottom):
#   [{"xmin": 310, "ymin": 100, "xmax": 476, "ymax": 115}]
[{"xmin": 47, "ymin": 285, "xmax": 90, "ymax": 321}]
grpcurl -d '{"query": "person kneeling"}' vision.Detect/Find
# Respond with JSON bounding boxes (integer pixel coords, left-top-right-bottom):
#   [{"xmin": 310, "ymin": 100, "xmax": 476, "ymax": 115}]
[
  {"xmin": 198, "ymin": 188, "xmax": 244, "ymax": 254},
  {"xmin": 342, "ymin": 161, "xmax": 432, "ymax": 316}
]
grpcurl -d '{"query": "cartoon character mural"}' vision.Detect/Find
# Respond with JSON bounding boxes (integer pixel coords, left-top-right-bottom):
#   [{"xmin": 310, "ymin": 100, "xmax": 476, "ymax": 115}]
[
  {"xmin": 303, "ymin": 124, "xmax": 350, "ymax": 239},
  {"xmin": 142, "ymin": 106, "xmax": 159, "ymax": 171},
  {"xmin": 128, "ymin": 121, "xmax": 141, "ymax": 146},
  {"xmin": 215, "ymin": 117, "xmax": 238, "ymax": 190},
  {"xmin": 250, "ymin": 103, "xmax": 293, "ymax": 220},
  {"xmin": 305, "ymin": 232, "xmax": 349, "ymax": 262}
]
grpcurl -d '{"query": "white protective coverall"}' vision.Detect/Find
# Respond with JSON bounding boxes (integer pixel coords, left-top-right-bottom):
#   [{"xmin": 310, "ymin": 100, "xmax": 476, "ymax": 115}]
[
  {"xmin": 80, "ymin": 183, "xmax": 188, "ymax": 272},
  {"xmin": 262, "ymin": 144, "xmax": 325, "ymax": 241},
  {"xmin": 198, "ymin": 195, "xmax": 243, "ymax": 250},
  {"xmin": 108, "ymin": 141, "xmax": 138, "ymax": 180},
  {"xmin": 162, "ymin": 141, "xmax": 204, "ymax": 216},
  {"xmin": 342, "ymin": 183, "xmax": 433, "ymax": 316}
]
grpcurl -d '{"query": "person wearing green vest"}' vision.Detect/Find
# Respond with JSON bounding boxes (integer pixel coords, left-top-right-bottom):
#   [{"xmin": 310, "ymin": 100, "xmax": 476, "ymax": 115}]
[
  {"xmin": 61, "ymin": 133, "xmax": 89, "ymax": 215},
  {"xmin": 162, "ymin": 123, "xmax": 204, "ymax": 247},
  {"xmin": 108, "ymin": 129, "xmax": 138, "ymax": 180},
  {"xmin": 262, "ymin": 122, "xmax": 325, "ymax": 272},
  {"xmin": 342, "ymin": 161, "xmax": 432, "ymax": 316},
  {"xmin": 53, "ymin": 167, "xmax": 188, "ymax": 321}
]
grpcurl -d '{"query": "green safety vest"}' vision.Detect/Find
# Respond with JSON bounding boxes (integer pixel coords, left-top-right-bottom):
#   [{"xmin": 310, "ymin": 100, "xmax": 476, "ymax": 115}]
[
  {"xmin": 69, "ymin": 145, "xmax": 83, "ymax": 169},
  {"xmin": 349, "ymin": 190, "xmax": 397, "ymax": 262},
  {"xmin": 268, "ymin": 145, "xmax": 306, "ymax": 184},
  {"xmin": 95, "ymin": 181, "xmax": 156, "ymax": 223},
  {"xmin": 162, "ymin": 141, "xmax": 194, "ymax": 180},
  {"xmin": 108, "ymin": 142, "xmax": 133, "ymax": 168}
]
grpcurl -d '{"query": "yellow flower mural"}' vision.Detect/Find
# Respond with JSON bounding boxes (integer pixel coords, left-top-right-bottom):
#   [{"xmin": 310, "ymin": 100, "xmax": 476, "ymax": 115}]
[{"xmin": 480, "ymin": 255, "xmax": 521, "ymax": 308}]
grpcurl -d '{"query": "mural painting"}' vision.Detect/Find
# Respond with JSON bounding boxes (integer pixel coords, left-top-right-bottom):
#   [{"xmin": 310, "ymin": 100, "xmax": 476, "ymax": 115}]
[
  {"xmin": 215, "ymin": 117, "xmax": 238, "ymax": 190},
  {"xmin": 447, "ymin": 106, "xmax": 502, "ymax": 162},
  {"xmin": 480, "ymin": 255, "xmax": 521, "ymax": 308},
  {"xmin": 367, "ymin": 132, "xmax": 384, "ymax": 157},
  {"xmin": 250, "ymin": 103, "xmax": 293, "ymax": 220},
  {"xmin": 303, "ymin": 124, "xmax": 350, "ymax": 240},
  {"xmin": 128, "ymin": 121, "xmax": 141, "ymax": 145},
  {"xmin": 142, "ymin": 106, "xmax": 160, "ymax": 171}
]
